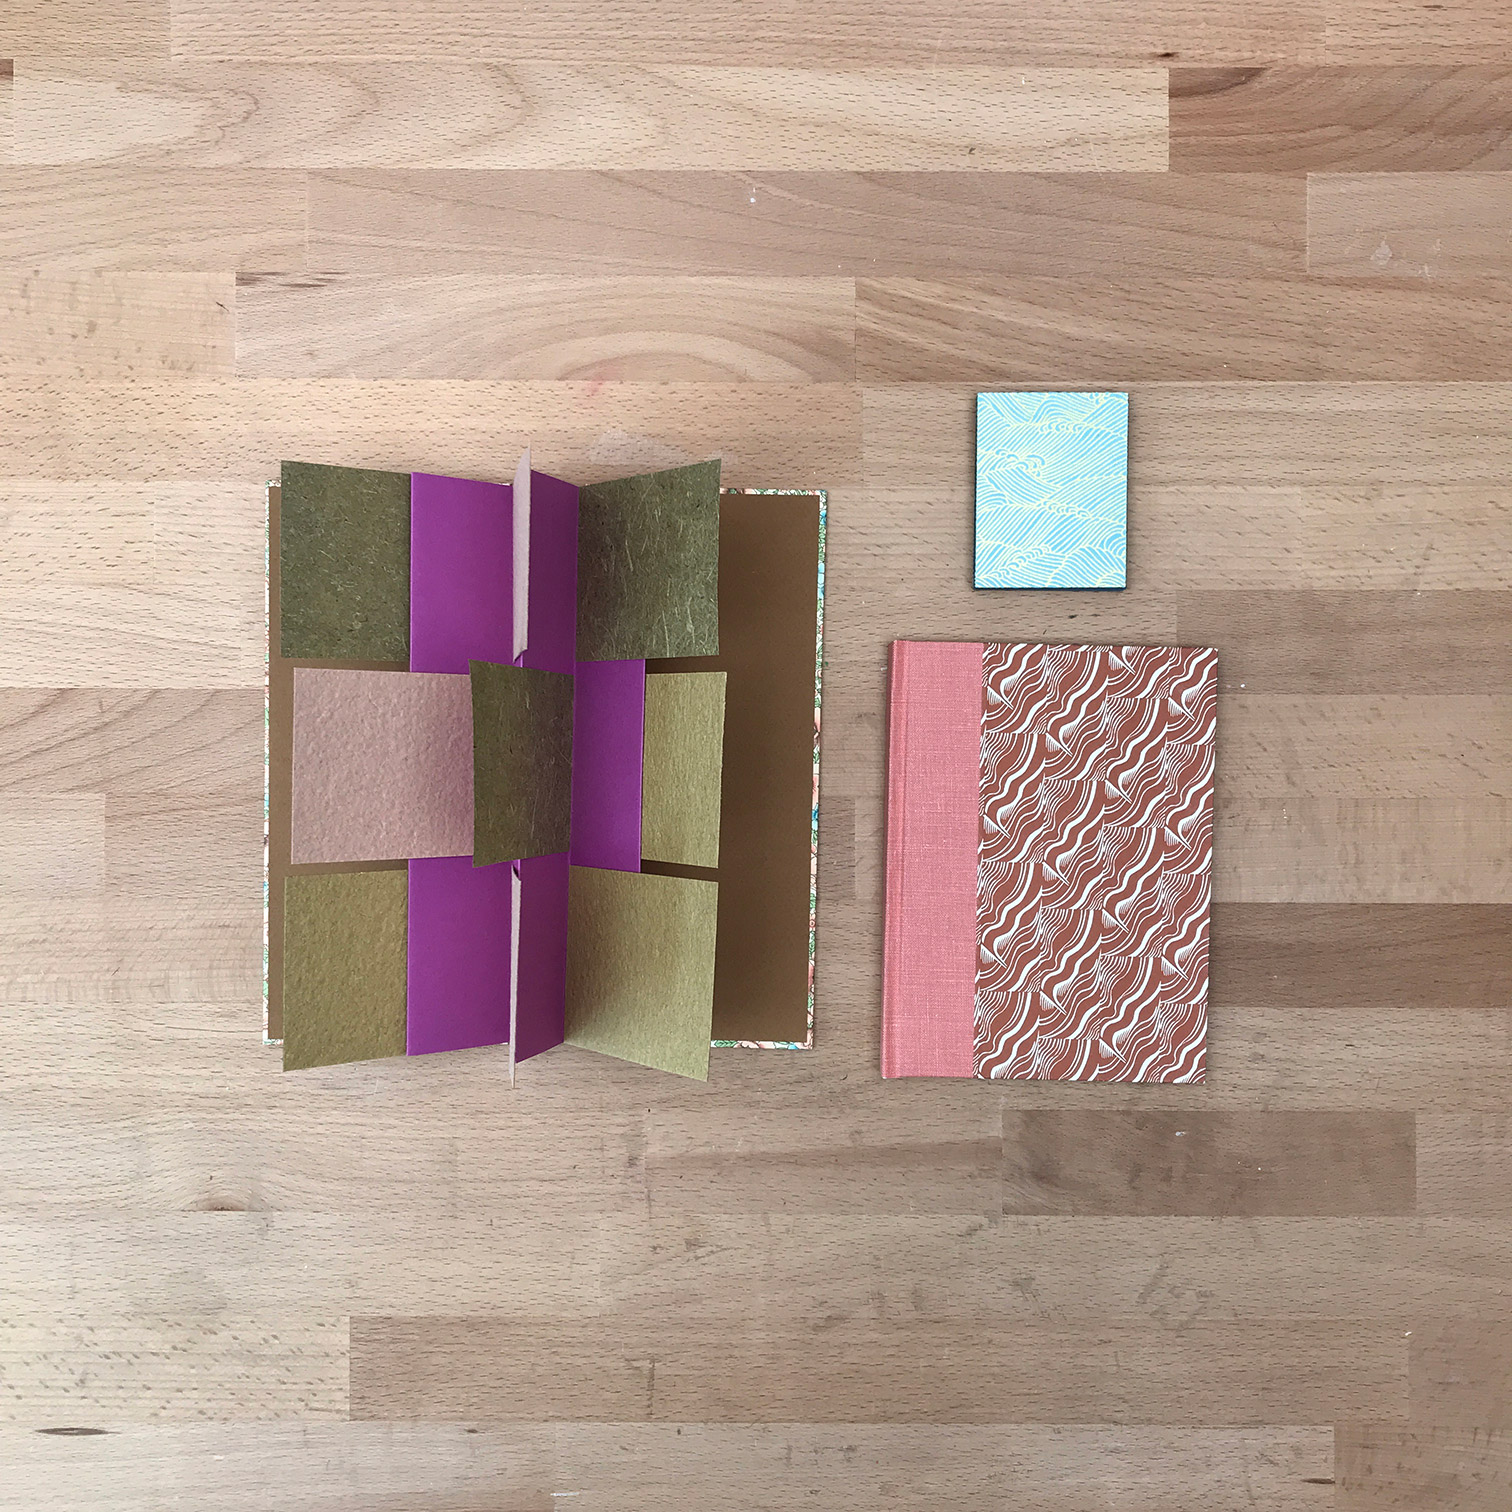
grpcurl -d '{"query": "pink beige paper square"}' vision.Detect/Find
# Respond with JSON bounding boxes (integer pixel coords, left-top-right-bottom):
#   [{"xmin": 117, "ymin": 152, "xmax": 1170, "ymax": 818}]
[{"xmin": 883, "ymin": 641, "xmax": 1216, "ymax": 1084}]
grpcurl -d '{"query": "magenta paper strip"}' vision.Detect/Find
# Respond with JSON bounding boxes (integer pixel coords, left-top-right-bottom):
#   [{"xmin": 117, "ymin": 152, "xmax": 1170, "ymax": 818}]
[
  {"xmin": 570, "ymin": 659, "xmax": 645, "ymax": 873},
  {"xmin": 515, "ymin": 851, "xmax": 569, "ymax": 1062},
  {"xmin": 520, "ymin": 471, "xmax": 579, "ymax": 675},
  {"xmin": 880, "ymin": 640, "xmax": 983, "ymax": 1078},
  {"xmin": 406, "ymin": 854, "xmax": 512, "ymax": 1055},
  {"xmin": 409, "ymin": 472, "xmax": 514, "ymax": 674}
]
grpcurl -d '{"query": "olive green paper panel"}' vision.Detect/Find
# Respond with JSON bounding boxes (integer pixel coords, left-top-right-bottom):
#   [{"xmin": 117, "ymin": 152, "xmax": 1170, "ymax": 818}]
[
  {"xmin": 470, "ymin": 659, "xmax": 575, "ymax": 866},
  {"xmin": 642, "ymin": 671, "xmax": 726, "ymax": 868},
  {"xmin": 279, "ymin": 460, "xmax": 411, "ymax": 661},
  {"xmin": 575, "ymin": 459, "xmax": 721, "ymax": 660},
  {"xmin": 282, "ymin": 869, "xmax": 408, "ymax": 1072},
  {"xmin": 563, "ymin": 866, "xmax": 718, "ymax": 1081}
]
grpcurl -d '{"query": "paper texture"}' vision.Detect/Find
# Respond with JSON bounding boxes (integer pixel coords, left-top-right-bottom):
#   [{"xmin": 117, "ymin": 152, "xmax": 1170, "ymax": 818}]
[
  {"xmin": 279, "ymin": 461, "xmax": 411, "ymax": 659},
  {"xmin": 576, "ymin": 460, "xmax": 720, "ymax": 660},
  {"xmin": 975, "ymin": 393, "xmax": 1128, "ymax": 590},
  {"xmin": 648, "ymin": 490, "xmax": 824, "ymax": 1045},
  {"xmin": 880, "ymin": 641, "xmax": 982, "ymax": 1078},
  {"xmin": 975, "ymin": 643, "xmax": 1215, "ymax": 1083},
  {"xmin": 516, "ymin": 851, "xmax": 569, "ymax": 1063},
  {"xmin": 512, "ymin": 451, "xmax": 530, "ymax": 662},
  {"xmin": 570, "ymin": 659, "xmax": 646, "ymax": 873},
  {"xmin": 405, "ymin": 854, "xmax": 513, "ymax": 1056},
  {"xmin": 470, "ymin": 660, "xmax": 574, "ymax": 865},
  {"xmin": 409, "ymin": 471, "xmax": 514, "ymax": 675},
  {"xmin": 290, "ymin": 667, "xmax": 473, "ymax": 864},
  {"xmin": 642, "ymin": 671, "xmax": 726, "ymax": 869},
  {"xmin": 283, "ymin": 869, "xmax": 408, "ymax": 1071},
  {"xmin": 564, "ymin": 866, "xmax": 717, "ymax": 1080}
]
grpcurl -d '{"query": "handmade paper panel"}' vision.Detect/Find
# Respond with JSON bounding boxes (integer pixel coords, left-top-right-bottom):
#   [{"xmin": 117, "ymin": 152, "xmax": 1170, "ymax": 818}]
[
  {"xmin": 641, "ymin": 671, "xmax": 726, "ymax": 869},
  {"xmin": 563, "ymin": 866, "xmax": 717, "ymax": 1081},
  {"xmin": 570, "ymin": 659, "xmax": 645, "ymax": 873},
  {"xmin": 405, "ymin": 854, "xmax": 512, "ymax": 1056},
  {"xmin": 409, "ymin": 472, "xmax": 514, "ymax": 675},
  {"xmin": 283, "ymin": 869, "xmax": 408, "ymax": 1071},
  {"xmin": 470, "ymin": 660, "xmax": 574, "ymax": 866},
  {"xmin": 576, "ymin": 460, "xmax": 720, "ymax": 660},
  {"xmin": 516, "ymin": 852, "xmax": 570, "ymax": 1063},
  {"xmin": 975, "ymin": 643, "xmax": 1216, "ymax": 1083},
  {"xmin": 290, "ymin": 668, "xmax": 473, "ymax": 864},
  {"xmin": 975, "ymin": 393, "xmax": 1128, "ymax": 590},
  {"xmin": 880, "ymin": 641, "xmax": 982, "ymax": 1078},
  {"xmin": 522, "ymin": 470, "xmax": 581, "ymax": 675},
  {"xmin": 648, "ymin": 490, "xmax": 824, "ymax": 1046},
  {"xmin": 280, "ymin": 461, "xmax": 411, "ymax": 659}
]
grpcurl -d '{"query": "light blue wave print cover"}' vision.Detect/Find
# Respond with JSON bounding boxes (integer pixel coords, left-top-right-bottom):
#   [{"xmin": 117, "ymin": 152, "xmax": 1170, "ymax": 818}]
[{"xmin": 975, "ymin": 391, "xmax": 1128, "ymax": 589}]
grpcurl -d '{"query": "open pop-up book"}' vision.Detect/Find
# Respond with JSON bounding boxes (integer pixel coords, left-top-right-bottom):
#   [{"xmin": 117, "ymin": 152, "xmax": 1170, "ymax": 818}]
[{"xmin": 266, "ymin": 456, "xmax": 825, "ymax": 1080}]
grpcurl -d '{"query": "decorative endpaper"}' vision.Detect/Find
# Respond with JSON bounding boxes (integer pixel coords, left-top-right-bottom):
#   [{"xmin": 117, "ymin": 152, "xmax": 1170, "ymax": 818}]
[
  {"xmin": 576, "ymin": 460, "xmax": 720, "ymax": 660},
  {"xmin": 470, "ymin": 660, "xmax": 575, "ymax": 866},
  {"xmin": 642, "ymin": 671, "xmax": 726, "ymax": 869},
  {"xmin": 283, "ymin": 869, "xmax": 408, "ymax": 1071},
  {"xmin": 280, "ymin": 461, "xmax": 411, "ymax": 659},
  {"xmin": 975, "ymin": 643, "xmax": 1215, "ymax": 1083},
  {"xmin": 290, "ymin": 668, "xmax": 473, "ymax": 864},
  {"xmin": 564, "ymin": 866, "xmax": 718, "ymax": 1081},
  {"xmin": 974, "ymin": 393, "xmax": 1128, "ymax": 590}
]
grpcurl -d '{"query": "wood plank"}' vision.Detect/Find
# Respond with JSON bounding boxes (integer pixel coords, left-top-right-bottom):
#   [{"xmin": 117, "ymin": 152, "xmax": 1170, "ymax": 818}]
[
  {"xmin": 1410, "ymin": 1320, "xmax": 1512, "ymax": 1426},
  {"xmin": 0, "ymin": 1423, "xmax": 1333, "ymax": 1512},
  {"xmin": 863, "ymin": 382, "xmax": 1512, "ymax": 489},
  {"xmin": 12, "ymin": 64, "xmax": 1167, "ymax": 171},
  {"xmin": 7, "ymin": 0, "xmax": 167, "ymax": 60},
  {"xmin": 1177, "ymin": 593, "xmax": 1512, "ymax": 694},
  {"xmin": 0, "ymin": 1315, "xmax": 346, "ymax": 1421},
  {"xmin": 307, "ymin": 170, "xmax": 1304, "ymax": 276},
  {"xmin": 235, "ymin": 273, "xmax": 855, "ymax": 381},
  {"xmin": 170, "ymin": 0, "xmax": 1321, "ymax": 67},
  {"xmin": 350, "ymin": 1315, "xmax": 1403, "ymax": 1423},
  {"xmin": 0, "ymin": 482, "xmax": 264, "ymax": 687},
  {"xmin": 1323, "ymin": 0, "xmax": 1512, "ymax": 66},
  {"xmin": 1337, "ymin": 1424, "xmax": 1512, "ymax": 1511},
  {"xmin": 855, "ymin": 275, "xmax": 1512, "ymax": 382},
  {"xmin": 0, "ymin": 168, "xmax": 303, "ymax": 271},
  {"xmin": 1171, "ymin": 66, "xmax": 1512, "ymax": 172},
  {"xmin": 1417, "ymin": 1115, "xmax": 1512, "ymax": 1217},
  {"xmin": 1309, "ymin": 172, "xmax": 1512, "ymax": 279},
  {"xmin": 0, "ymin": 271, "xmax": 233, "ymax": 378},
  {"xmin": 0, "ymin": 380, "xmax": 859, "ymax": 484},
  {"xmin": 1001, "ymin": 1110, "xmax": 1415, "ymax": 1216}
]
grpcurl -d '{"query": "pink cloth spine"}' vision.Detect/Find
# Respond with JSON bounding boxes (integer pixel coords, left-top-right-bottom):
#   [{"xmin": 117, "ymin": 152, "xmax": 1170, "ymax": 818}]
[{"xmin": 881, "ymin": 640, "xmax": 983, "ymax": 1078}]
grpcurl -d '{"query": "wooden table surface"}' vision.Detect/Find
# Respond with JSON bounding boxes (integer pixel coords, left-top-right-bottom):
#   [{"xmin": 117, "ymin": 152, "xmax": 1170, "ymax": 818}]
[{"xmin": 3, "ymin": 10, "xmax": 1511, "ymax": 1508}]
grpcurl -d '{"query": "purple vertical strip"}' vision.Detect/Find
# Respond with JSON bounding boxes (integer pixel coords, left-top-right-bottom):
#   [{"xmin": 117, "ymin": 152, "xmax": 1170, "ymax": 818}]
[
  {"xmin": 520, "ymin": 472, "xmax": 579, "ymax": 674},
  {"xmin": 514, "ymin": 851, "xmax": 569, "ymax": 1062},
  {"xmin": 410, "ymin": 472, "xmax": 514, "ymax": 674},
  {"xmin": 406, "ymin": 855, "xmax": 513, "ymax": 1055},
  {"xmin": 570, "ymin": 659, "xmax": 645, "ymax": 872}
]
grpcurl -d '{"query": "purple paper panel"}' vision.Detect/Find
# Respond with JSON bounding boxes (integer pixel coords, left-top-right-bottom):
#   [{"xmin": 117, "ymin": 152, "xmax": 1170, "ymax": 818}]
[
  {"xmin": 406, "ymin": 854, "xmax": 512, "ymax": 1056},
  {"xmin": 410, "ymin": 472, "xmax": 513, "ymax": 674},
  {"xmin": 570, "ymin": 659, "xmax": 645, "ymax": 873},
  {"xmin": 521, "ymin": 472, "xmax": 579, "ymax": 675},
  {"xmin": 515, "ymin": 851, "xmax": 569, "ymax": 1063}
]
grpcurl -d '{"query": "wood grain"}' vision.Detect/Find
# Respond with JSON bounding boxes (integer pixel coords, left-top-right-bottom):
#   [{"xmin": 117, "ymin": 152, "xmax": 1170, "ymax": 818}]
[
  {"xmin": 1002, "ymin": 1110, "xmax": 1415, "ymax": 1215},
  {"xmin": 11, "ymin": 64, "xmax": 1167, "ymax": 171},
  {"xmin": 351, "ymin": 1316, "xmax": 1403, "ymax": 1423},
  {"xmin": 235, "ymin": 273, "xmax": 856, "ymax": 381},
  {"xmin": 307, "ymin": 170, "xmax": 1304, "ymax": 277},
  {"xmin": 1171, "ymin": 67, "xmax": 1512, "ymax": 171},
  {"xmin": 3, "ymin": 18, "xmax": 1511, "ymax": 1506},
  {"xmin": 1309, "ymin": 171, "xmax": 1512, "ymax": 278}
]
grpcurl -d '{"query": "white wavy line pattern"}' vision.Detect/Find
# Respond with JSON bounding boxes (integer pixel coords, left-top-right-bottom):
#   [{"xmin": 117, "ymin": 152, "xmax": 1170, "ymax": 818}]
[
  {"xmin": 974, "ymin": 642, "xmax": 1216, "ymax": 1083},
  {"xmin": 975, "ymin": 392, "xmax": 1128, "ymax": 589}
]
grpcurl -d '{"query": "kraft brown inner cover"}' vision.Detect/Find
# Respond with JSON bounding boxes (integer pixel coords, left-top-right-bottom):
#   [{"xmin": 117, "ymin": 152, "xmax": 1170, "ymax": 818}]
[{"xmin": 649, "ymin": 490, "xmax": 822, "ymax": 1045}]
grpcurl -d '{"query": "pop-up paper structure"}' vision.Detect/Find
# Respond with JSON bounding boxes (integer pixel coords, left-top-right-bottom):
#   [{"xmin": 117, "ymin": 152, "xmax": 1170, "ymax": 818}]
[
  {"xmin": 267, "ymin": 457, "xmax": 825, "ymax": 1080},
  {"xmin": 882, "ymin": 640, "xmax": 1215, "ymax": 1083},
  {"xmin": 975, "ymin": 392, "xmax": 1129, "ymax": 589}
]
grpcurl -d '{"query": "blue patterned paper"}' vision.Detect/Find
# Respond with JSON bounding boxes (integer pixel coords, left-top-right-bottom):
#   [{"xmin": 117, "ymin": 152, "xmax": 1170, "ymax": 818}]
[{"xmin": 975, "ymin": 391, "xmax": 1128, "ymax": 589}]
